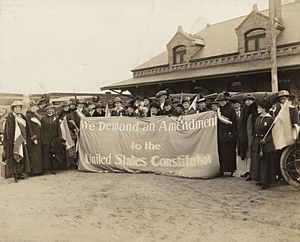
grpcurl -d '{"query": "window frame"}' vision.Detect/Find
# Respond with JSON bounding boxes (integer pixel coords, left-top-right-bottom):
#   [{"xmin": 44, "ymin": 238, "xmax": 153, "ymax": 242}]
[{"xmin": 245, "ymin": 28, "xmax": 266, "ymax": 53}]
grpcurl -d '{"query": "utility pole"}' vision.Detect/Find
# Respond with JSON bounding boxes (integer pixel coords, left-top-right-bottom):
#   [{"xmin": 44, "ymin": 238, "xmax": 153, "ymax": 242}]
[{"xmin": 269, "ymin": 0, "xmax": 279, "ymax": 92}]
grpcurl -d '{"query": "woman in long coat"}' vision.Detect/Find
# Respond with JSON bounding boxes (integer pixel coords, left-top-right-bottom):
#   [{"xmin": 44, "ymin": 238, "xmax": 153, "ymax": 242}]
[
  {"xmin": 3, "ymin": 101, "xmax": 31, "ymax": 182},
  {"xmin": 26, "ymin": 100, "xmax": 43, "ymax": 175},
  {"xmin": 237, "ymin": 93, "xmax": 258, "ymax": 179},
  {"xmin": 251, "ymin": 99, "xmax": 276, "ymax": 189},
  {"xmin": 216, "ymin": 92, "xmax": 238, "ymax": 176},
  {"xmin": 41, "ymin": 104, "xmax": 60, "ymax": 174}
]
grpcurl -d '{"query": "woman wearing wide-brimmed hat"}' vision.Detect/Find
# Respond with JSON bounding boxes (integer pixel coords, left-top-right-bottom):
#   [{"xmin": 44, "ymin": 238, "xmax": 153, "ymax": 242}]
[
  {"xmin": 92, "ymin": 102, "xmax": 106, "ymax": 117},
  {"xmin": 237, "ymin": 93, "xmax": 258, "ymax": 179},
  {"xmin": 216, "ymin": 92, "xmax": 238, "ymax": 176},
  {"xmin": 250, "ymin": 99, "xmax": 276, "ymax": 189},
  {"xmin": 25, "ymin": 100, "xmax": 43, "ymax": 175},
  {"xmin": 273, "ymin": 90, "xmax": 299, "ymax": 180},
  {"xmin": 41, "ymin": 103, "xmax": 60, "ymax": 174},
  {"xmin": 111, "ymin": 97, "xmax": 126, "ymax": 116},
  {"xmin": 3, "ymin": 100, "xmax": 31, "ymax": 182},
  {"xmin": 181, "ymin": 97, "xmax": 196, "ymax": 116},
  {"xmin": 58, "ymin": 101, "xmax": 77, "ymax": 169}
]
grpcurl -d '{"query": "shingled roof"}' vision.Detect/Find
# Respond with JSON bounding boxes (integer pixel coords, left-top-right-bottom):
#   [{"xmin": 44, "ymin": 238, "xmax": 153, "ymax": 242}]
[
  {"xmin": 103, "ymin": 1, "xmax": 300, "ymax": 90},
  {"xmin": 133, "ymin": 1, "xmax": 300, "ymax": 71}
]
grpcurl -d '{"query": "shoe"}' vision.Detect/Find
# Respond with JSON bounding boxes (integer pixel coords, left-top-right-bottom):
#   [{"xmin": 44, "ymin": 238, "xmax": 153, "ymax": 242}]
[
  {"xmin": 240, "ymin": 172, "xmax": 249, "ymax": 178},
  {"xmin": 13, "ymin": 176, "xmax": 18, "ymax": 183},
  {"xmin": 246, "ymin": 177, "xmax": 252, "ymax": 181},
  {"xmin": 18, "ymin": 175, "xmax": 26, "ymax": 179},
  {"xmin": 52, "ymin": 170, "xmax": 56, "ymax": 175},
  {"xmin": 262, "ymin": 184, "xmax": 270, "ymax": 189},
  {"xmin": 255, "ymin": 182, "xmax": 263, "ymax": 186},
  {"xmin": 229, "ymin": 172, "xmax": 234, "ymax": 177}
]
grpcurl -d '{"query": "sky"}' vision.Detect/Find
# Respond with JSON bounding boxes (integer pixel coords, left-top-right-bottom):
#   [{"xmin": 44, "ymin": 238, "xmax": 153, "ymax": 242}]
[{"xmin": 0, "ymin": 0, "xmax": 295, "ymax": 94}]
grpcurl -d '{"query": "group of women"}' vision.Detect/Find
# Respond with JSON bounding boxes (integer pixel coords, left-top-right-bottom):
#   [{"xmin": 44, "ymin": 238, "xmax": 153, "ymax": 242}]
[
  {"xmin": 2, "ymin": 89, "xmax": 298, "ymax": 188},
  {"xmin": 2, "ymin": 100, "xmax": 71, "ymax": 182}
]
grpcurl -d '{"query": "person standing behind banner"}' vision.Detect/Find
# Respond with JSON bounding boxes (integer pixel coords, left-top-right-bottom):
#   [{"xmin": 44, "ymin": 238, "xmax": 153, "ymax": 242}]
[
  {"xmin": 163, "ymin": 99, "xmax": 177, "ymax": 116},
  {"xmin": 148, "ymin": 102, "xmax": 161, "ymax": 117},
  {"xmin": 250, "ymin": 99, "xmax": 276, "ymax": 189},
  {"xmin": 196, "ymin": 95, "xmax": 209, "ymax": 113},
  {"xmin": 210, "ymin": 100, "xmax": 219, "ymax": 112},
  {"xmin": 182, "ymin": 97, "xmax": 196, "ymax": 116},
  {"xmin": 92, "ymin": 103, "xmax": 106, "ymax": 117},
  {"xmin": 41, "ymin": 104, "xmax": 60, "ymax": 174},
  {"xmin": 25, "ymin": 100, "xmax": 43, "ymax": 175},
  {"xmin": 237, "ymin": 93, "xmax": 258, "ymax": 179},
  {"xmin": 73, "ymin": 100, "xmax": 89, "ymax": 129},
  {"xmin": 273, "ymin": 90, "xmax": 299, "ymax": 180},
  {"xmin": 216, "ymin": 92, "xmax": 238, "ymax": 176},
  {"xmin": 58, "ymin": 101, "xmax": 77, "ymax": 169},
  {"xmin": 155, "ymin": 90, "xmax": 169, "ymax": 114},
  {"xmin": 111, "ymin": 97, "xmax": 126, "ymax": 116},
  {"xmin": 3, "ymin": 101, "xmax": 31, "ymax": 182}
]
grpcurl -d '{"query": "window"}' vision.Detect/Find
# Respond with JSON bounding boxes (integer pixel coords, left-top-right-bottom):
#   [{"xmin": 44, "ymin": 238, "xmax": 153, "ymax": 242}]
[
  {"xmin": 173, "ymin": 45, "xmax": 187, "ymax": 64},
  {"xmin": 245, "ymin": 29, "xmax": 266, "ymax": 52}
]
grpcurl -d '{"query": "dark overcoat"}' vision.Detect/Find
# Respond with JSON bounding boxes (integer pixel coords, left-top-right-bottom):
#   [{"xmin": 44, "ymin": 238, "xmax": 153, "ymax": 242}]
[
  {"xmin": 41, "ymin": 114, "xmax": 60, "ymax": 170},
  {"xmin": 250, "ymin": 114, "xmax": 276, "ymax": 184},
  {"xmin": 3, "ymin": 113, "xmax": 31, "ymax": 175},
  {"xmin": 217, "ymin": 102, "xmax": 238, "ymax": 172},
  {"xmin": 26, "ymin": 111, "xmax": 43, "ymax": 174}
]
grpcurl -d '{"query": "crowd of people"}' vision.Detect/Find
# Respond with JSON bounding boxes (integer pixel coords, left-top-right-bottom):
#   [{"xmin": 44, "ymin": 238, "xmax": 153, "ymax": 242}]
[{"xmin": 1, "ymin": 89, "xmax": 299, "ymax": 189}]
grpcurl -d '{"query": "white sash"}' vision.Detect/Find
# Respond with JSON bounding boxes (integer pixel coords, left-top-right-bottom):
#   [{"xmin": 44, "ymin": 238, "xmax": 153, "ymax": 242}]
[{"xmin": 31, "ymin": 117, "xmax": 41, "ymax": 126}]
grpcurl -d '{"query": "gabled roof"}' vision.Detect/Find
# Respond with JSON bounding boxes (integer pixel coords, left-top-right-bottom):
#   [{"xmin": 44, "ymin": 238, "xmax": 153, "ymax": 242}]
[{"xmin": 133, "ymin": 1, "xmax": 300, "ymax": 71}]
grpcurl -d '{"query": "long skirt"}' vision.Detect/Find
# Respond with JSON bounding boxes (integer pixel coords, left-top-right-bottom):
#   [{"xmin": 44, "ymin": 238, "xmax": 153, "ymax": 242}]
[
  {"xmin": 42, "ymin": 144, "xmax": 59, "ymax": 171},
  {"xmin": 7, "ymin": 144, "xmax": 30, "ymax": 175},
  {"xmin": 260, "ymin": 151, "xmax": 276, "ymax": 185},
  {"xmin": 218, "ymin": 141, "xmax": 237, "ymax": 172},
  {"xmin": 28, "ymin": 143, "xmax": 43, "ymax": 174},
  {"xmin": 251, "ymin": 138, "xmax": 262, "ymax": 181}
]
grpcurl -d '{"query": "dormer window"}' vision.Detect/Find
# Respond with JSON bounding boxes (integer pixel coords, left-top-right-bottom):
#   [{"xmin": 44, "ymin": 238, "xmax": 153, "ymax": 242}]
[
  {"xmin": 245, "ymin": 28, "xmax": 266, "ymax": 52},
  {"xmin": 173, "ymin": 45, "xmax": 187, "ymax": 64}
]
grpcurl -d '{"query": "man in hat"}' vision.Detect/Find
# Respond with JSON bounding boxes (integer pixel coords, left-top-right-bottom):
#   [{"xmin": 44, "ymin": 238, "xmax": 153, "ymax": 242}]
[
  {"xmin": 196, "ymin": 95, "xmax": 209, "ymax": 113},
  {"xmin": 216, "ymin": 92, "xmax": 238, "ymax": 176},
  {"xmin": 237, "ymin": 93, "xmax": 258, "ymax": 179},
  {"xmin": 111, "ymin": 97, "xmax": 126, "ymax": 116}
]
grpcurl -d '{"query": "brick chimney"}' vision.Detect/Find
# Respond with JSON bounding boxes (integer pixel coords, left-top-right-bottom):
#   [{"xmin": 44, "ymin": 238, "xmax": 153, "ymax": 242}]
[{"xmin": 269, "ymin": 0, "xmax": 282, "ymax": 23}]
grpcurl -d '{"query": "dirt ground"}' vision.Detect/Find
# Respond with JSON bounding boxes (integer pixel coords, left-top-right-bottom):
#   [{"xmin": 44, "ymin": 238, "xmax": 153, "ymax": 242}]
[{"xmin": 0, "ymin": 168, "xmax": 300, "ymax": 242}]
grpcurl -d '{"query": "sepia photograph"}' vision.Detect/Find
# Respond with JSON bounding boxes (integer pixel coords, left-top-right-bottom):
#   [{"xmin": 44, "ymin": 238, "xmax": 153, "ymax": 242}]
[{"xmin": 0, "ymin": 0, "xmax": 300, "ymax": 241}]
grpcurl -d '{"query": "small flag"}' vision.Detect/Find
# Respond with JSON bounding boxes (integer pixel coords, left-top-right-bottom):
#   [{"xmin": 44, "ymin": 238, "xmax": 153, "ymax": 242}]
[
  {"xmin": 13, "ymin": 120, "xmax": 25, "ymax": 162},
  {"xmin": 272, "ymin": 100, "xmax": 294, "ymax": 150},
  {"xmin": 60, "ymin": 116, "xmax": 75, "ymax": 149}
]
